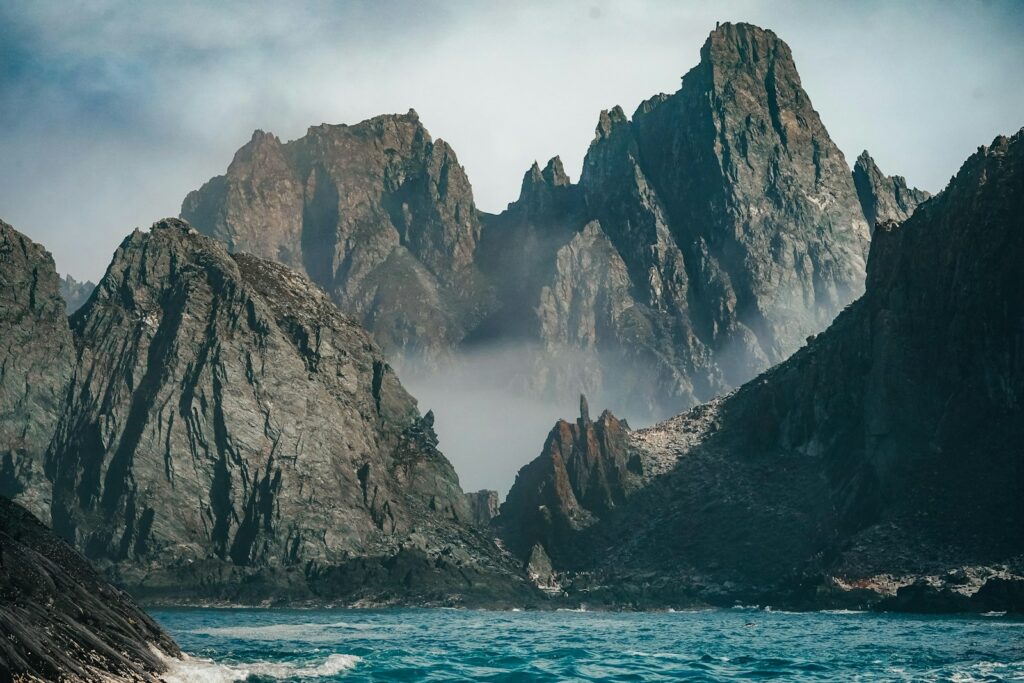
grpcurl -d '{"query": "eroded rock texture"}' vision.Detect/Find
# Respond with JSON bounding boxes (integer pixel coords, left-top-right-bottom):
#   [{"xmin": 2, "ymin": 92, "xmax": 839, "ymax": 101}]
[
  {"xmin": 500, "ymin": 130, "xmax": 1024, "ymax": 610},
  {"xmin": 479, "ymin": 22, "xmax": 872, "ymax": 417},
  {"xmin": 853, "ymin": 150, "xmax": 930, "ymax": 230},
  {"xmin": 497, "ymin": 395, "xmax": 640, "ymax": 563},
  {"xmin": 183, "ymin": 23, "xmax": 889, "ymax": 421},
  {"xmin": 42, "ymin": 218, "xmax": 535, "ymax": 605},
  {"xmin": 0, "ymin": 497, "xmax": 180, "ymax": 682},
  {"xmin": 181, "ymin": 111, "xmax": 492, "ymax": 364},
  {"xmin": 0, "ymin": 220, "xmax": 74, "ymax": 522}
]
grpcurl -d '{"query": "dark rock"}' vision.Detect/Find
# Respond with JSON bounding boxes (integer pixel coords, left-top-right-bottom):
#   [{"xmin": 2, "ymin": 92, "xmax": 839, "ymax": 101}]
[
  {"xmin": 41, "ymin": 218, "xmax": 537, "ymax": 606},
  {"xmin": 500, "ymin": 129, "xmax": 1024, "ymax": 611},
  {"xmin": 496, "ymin": 395, "xmax": 638, "ymax": 563},
  {"xmin": 465, "ymin": 489, "xmax": 500, "ymax": 526},
  {"xmin": 0, "ymin": 497, "xmax": 180, "ymax": 681},
  {"xmin": 853, "ymin": 150, "xmax": 930, "ymax": 231},
  {"xmin": 525, "ymin": 543, "xmax": 557, "ymax": 590},
  {"xmin": 0, "ymin": 220, "xmax": 75, "ymax": 522},
  {"xmin": 874, "ymin": 581, "xmax": 972, "ymax": 614},
  {"xmin": 59, "ymin": 273, "xmax": 96, "ymax": 313},
  {"xmin": 971, "ymin": 578, "xmax": 1024, "ymax": 613}
]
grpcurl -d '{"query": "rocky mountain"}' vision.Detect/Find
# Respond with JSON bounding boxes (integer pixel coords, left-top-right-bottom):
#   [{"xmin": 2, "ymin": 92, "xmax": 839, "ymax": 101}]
[
  {"xmin": 59, "ymin": 273, "xmax": 96, "ymax": 314},
  {"xmin": 181, "ymin": 111, "xmax": 493, "ymax": 365},
  {"xmin": 853, "ymin": 150, "xmax": 930, "ymax": 230},
  {"xmin": 0, "ymin": 496, "xmax": 181, "ymax": 682},
  {"xmin": 1, "ymin": 217, "xmax": 538, "ymax": 606},
  {"xmin": 464, "ymin": 489, "xmax": 500, "ymax": 526},
  {"xmin": 497, "ymin": 129, "xmax": 1024, "ymax": 610},
  {"xmin": 0, "ymin": 220, "xmax": 75, "ymax": 522},
  {"xmin": 182, "ymin": 22, "xmax": 893, "ymax": 423}
]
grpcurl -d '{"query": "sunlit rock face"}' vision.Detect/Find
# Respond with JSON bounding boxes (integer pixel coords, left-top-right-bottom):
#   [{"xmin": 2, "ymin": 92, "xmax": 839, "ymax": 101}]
[
  {"xmin": 42, "ymin": 218, "xmax": 537, "ymax": 605},
  {"xmin": 183, "ymin": 23, "xmax": 877, "ymax": 423}
]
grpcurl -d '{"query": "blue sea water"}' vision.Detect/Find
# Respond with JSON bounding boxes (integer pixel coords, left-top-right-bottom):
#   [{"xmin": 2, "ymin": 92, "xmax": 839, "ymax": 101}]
[{"xmin": 153, "ymin": 607, "xmax": 1024, "ymax": 682}]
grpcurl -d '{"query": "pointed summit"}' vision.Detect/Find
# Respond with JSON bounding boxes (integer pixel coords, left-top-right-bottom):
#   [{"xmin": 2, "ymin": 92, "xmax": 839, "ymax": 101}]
[{"xmin": 853, "ymin": 150, "xmax": 931, "ymax": 230}]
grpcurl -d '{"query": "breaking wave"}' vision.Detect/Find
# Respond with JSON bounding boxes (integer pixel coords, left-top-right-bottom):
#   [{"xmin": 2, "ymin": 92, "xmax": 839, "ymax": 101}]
[{"xmin": 160, "ymin": 652, "xmax": 361, "ymax": 682}]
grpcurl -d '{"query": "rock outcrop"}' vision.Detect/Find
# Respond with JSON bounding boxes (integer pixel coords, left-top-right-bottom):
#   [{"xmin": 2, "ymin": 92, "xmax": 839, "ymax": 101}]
[
  {"xmin": 497, "ymin": 395, "xmax": 640, "ymax": 563},
  {"xmin": 479, "ymin": 22, "xmax": 873, "ymax": 418},
  {"xmin": 39, "ymin": 218, "xmax": 535, "ymax": 606},
  {"xmin": 853, "ymin": 150, "xmax": 930, "ymax": 230},
  {"xmin": 0, "ymin": 220, "xmax": 75, "ymax": 522},
  {"xmin": 0, "ymin": 496, "xmax": 181, "ymax": 682},
  {"xmin": 500, "ymin": 129, "xmax": 1024, "ymax": 610},
  {"xmin": 181, "ymin": 111, "xmax": 493, "ymax": 364},
  {"xmin": 464, "ymin": 489, "xmax": 500, "ymax": 527},
  {"xmin": 183, "ymin": 23, "xmax": 895, "ymax": 423},
  {"xmin": 59, "ymin": 274, "xmax": 96, "ymax": 314}
]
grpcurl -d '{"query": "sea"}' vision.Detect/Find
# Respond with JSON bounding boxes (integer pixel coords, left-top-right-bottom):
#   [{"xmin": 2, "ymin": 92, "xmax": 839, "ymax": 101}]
[{"xmin": 153, "ymin": 607, "xmax": 1024, "ymax": 681}]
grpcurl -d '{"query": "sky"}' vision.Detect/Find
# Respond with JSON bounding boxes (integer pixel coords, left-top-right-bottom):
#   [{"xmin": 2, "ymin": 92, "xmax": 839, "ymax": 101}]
[
  {"xmin": 2, "ymin": 0, "xmax": 1022, "ymax": 285},
  {"xmin": 1, "ymin": 1, "xmax": 1022, "ymax": 492}
]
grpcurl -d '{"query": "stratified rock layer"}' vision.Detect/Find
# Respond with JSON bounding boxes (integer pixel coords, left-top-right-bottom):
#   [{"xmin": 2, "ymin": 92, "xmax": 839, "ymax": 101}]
[
  {"xmin": 853, "ymin": 150, "xmax": 930, "ymax": 230},
  {"xmin": 0, "ymin": 497, "xmax": 181, "ymax": 682},
  {"xmin": 501, "ymin": 130, "xmax": 1024, "ymax": 609},
  {"xmin": 0, "ymin": 220, "xmax": 75, "ymax": 521},
  {"xmin": 44, "ymin": 218, "xmax": 535, "ymax": 605}
]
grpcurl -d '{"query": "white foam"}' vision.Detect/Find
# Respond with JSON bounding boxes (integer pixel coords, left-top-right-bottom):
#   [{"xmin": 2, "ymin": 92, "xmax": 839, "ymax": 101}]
[{"xmin": 158, "ymin": 650, "xmax": 361, "ymax": 682}]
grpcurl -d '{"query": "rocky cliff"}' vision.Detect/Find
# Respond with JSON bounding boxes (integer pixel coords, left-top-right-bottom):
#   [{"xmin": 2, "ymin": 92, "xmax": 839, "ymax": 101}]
[
  {"xmin": 0, "ymin": 220, "xmax": 75, "ymax": 522},
  {"xmin": 0, "ymin": 496, "xmax": 181, "ymax": 682},
  {"xmin": 499, "ymin": 129, "xmax": 1024, "ymax": 610},
  {"xmin": 183, "ymin": 23, "xmax": 895, "ymax": 423},
  {"xmin": 59, "ymin": 273, "xmax": 96, "ymax": 314},
  {"xmin": 497, "ymin": 395, "xmax": 640, "ymax": 564},
  {"xmin": 479, "ymin": 22, "xmax": 874, "ymax": 418},
  {"xmin": 37, "ymin": 218, "xmax": 535, "ymax": 606},
  {"xmin": 853, "ymin": 150, "xmax": 930, "ymax": 230},
  {"xmin": 181, "ymin": 111, "xmax": 493, "ymax": 365}
]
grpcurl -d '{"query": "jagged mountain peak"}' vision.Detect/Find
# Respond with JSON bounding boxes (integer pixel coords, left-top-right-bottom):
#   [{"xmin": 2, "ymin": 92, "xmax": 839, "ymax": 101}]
[{"xmin": 853, "ymin": 149, "xmax": 931, "ymax": 230}]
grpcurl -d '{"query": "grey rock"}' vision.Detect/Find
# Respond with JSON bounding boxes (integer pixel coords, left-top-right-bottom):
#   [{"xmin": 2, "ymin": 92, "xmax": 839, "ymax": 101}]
[
  {"xmin": 0, "ymin": 496, "xmax": 181, "ymax": 682},
  {"xmin": 501, "ymin": 129, "xmax": 1024, "ymax": 610},
  {"xmin": 853, "ymin": 150, "xmax": 931, "ymax": 231},
  {"xmin": 60, "ymin": 273, "xmax": 96, "ymax": 313},
  {"xmin": 43, "ymin": 218, "xmax": 536, "ymax": 605},
  {"xmin": 0, "ymin": 219, "xmax": 75, "ymax": 521},
  {"xmin": 465, "ymin": 489, "xmax": 500, "ymax": 526}
]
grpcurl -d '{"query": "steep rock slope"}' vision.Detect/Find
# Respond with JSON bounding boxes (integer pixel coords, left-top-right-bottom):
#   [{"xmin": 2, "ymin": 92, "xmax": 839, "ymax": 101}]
[
  {"xmin": 44, "ymin": 218, "xmax": 535, "ymax": 605},
  {"xmin": 0, "ymin": 497, "xmax": 181, "ymax": 682},
  {"xmin": 0, "ymin": 220, "xmax": 75, "ymax": 521},
  {"xmin": 481, "ymin": 22, "xmax": 872, "ymax": 417},
  {"xmin": 60, "ymin": 274, "xmax": 96, "ymax": 314},
  {"xmin": 853, "ymin": 150, "xmax": 930, "ymax": 230},
  {"xmin": 181, "ymin": 111, "xmax": 492, "ymax": 363},
  {"xmin": 501, "ymin": 130, "xmax": 1023, "ymax": 609},
  {"xmin": 497, "ymin": 395, "xmax": 640, "ymax": 564}
]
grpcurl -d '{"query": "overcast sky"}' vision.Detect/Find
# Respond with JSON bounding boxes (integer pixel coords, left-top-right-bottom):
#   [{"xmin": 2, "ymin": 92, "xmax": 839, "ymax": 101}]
[{"xmin": 1, "ymin": 0, "xmax": 1022, "ymax": 283}]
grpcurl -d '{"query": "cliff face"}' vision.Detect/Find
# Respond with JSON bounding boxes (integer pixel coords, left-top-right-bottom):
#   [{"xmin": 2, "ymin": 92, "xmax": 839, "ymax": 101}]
[
  {"xmin": 480, "ymin": 22, "xmax": 872, "ymax": 417},
  {"xmin": 497, "ymin": 395, "xmax": 640, "ymax": 563},
  {"xmin": 0, "ymin": 220, "xmax": 75, "ymax": 521},
  {"xmin": 41, "ymin": 218, "xmax": 534, "ymax": 605},
  {"xmin": 0, "ymin": 497, "xmax": 180, "ymax": 682},
  {"xmin": 181, "ymin": 111, "xmax": 493, "ymax": 364},
  {"xmin": 183, "ymin": 23, "xmax": 890, "ymax": 422},
  {"xmin": 500, "ymin": 130, "xmax": 1024, "ymax": 608},
  {"xmin": 853, "ymin": 150, "xmax": 931, "ymax": 230}
]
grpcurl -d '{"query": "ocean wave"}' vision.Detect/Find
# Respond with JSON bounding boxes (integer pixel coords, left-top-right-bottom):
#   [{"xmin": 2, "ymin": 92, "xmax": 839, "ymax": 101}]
[
  {"xmin": 189, "ymin": 621, "xmax": 390, "ymax": 641},
  {"xmin": 160, "ymin": 652, "xmax": 361, "ymax": 681}
]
